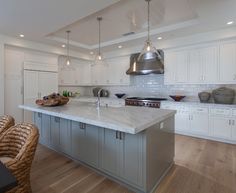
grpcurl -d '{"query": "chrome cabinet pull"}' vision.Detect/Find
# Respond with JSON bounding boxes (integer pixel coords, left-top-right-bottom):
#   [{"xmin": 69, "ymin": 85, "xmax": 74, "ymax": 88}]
[
  {"xmin": 38, "ymin": 113, "xmax": 42, "ymax": 118},
  {"xmin": 79, "ymin": 123, "xmax": 85, "ymax": 130},
  {"xmin": 229, "ymin": 120, "xmax": 231, "ymax": 125},
  {"xmin": 55, "ymin": 117, "xmax": 60, "ymax": 123},
  {"xmin": 119, "ymin": 132, "xmax": 122, "ymax": 140},
  {"xmin": 116, "ymin": 131, "xmax": 118, "ymax": 139}
]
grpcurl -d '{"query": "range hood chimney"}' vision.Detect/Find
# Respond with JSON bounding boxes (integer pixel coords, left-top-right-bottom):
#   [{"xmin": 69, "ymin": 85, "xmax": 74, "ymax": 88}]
[{"xmin": 126, "ymin": 50, "xmax": 164, "ymax": 75}]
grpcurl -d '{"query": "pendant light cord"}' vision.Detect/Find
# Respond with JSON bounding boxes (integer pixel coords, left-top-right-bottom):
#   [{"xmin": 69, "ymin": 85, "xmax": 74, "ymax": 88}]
[
  {"xmin": 97, "ymin": 17, "xmax": 102, "ymax": 56},
  {"xmin": 66, "ymin": 30, "xmax": 70, "ymax": 60},
  {"xmin": 147, "ymin": 0, "xmax": 150, "ymax": 42}
]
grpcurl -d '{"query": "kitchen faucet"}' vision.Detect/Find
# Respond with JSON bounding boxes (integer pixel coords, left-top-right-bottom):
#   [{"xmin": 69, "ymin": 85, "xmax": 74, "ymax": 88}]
[{"xmin": 96, "ymin": 88, "xmax": 103, "ymax": 109}]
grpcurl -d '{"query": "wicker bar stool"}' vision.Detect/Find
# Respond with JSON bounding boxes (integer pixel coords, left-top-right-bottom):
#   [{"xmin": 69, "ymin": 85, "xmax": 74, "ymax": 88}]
[
  {"xmin": 0, "ymin": 123, "xmax": 39, "ymax": 193},
  {"xmin": 0, "ymin": 115, "xmax": 15, "ymax": 135}
]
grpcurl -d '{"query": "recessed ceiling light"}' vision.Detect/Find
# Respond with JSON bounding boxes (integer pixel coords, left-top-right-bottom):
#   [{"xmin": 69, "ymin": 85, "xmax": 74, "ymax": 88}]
[
  {"xmin": 118, "ymin": 45, "xmax": 123, "ymax": 49},
  {"xmin": 90, "ymin": 51, "xmax": 94, "ymax": 55},
  {"xmin": 19, "ymin": 34, "xmax": 24, "ymax": 38},
  {"xmin": 227, "ymin": 21, "xmax": 234, "ymax": 25},
  {"xmin": 61, "ymin": 44, "xmax": 66, "ymax": 48},
  {"xmin": 157, "ymin": 37, "xmax": 162, "ymax": 40}
]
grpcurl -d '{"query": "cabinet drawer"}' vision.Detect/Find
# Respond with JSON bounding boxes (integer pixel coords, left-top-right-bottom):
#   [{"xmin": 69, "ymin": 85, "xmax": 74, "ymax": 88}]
[
  {"xmin": 191, "ymin": 107, "xmax": 208, "ymax": 114},
  {"xmin": 210, "ymin": 108, "xmax": 232, "ymax": 116}
]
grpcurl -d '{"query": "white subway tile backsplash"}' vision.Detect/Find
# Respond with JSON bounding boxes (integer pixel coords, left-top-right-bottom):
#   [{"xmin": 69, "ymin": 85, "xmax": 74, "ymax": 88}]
[{"xmin": 60, "ymin": 75, "xmax": 236, "ymax": 102}]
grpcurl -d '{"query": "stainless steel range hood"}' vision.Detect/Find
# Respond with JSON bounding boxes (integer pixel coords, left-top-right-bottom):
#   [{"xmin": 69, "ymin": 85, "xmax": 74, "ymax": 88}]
[{"xmin": 126, "ymin": 50, "xmax": 164, "ymax": 75}]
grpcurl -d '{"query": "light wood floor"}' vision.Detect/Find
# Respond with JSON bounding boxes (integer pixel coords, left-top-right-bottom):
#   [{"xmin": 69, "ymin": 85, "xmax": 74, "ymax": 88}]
[{"xmin": 31, "ymin": 135, "xmax": 236, "ymax": 193}]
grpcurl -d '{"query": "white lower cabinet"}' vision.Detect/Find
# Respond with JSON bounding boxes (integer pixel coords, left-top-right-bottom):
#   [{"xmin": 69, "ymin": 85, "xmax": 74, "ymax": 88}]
[
  {"xmin": 161, "ymin": 103, "xmax": 235, "ymax": 143},
  {"xmin": 232, "ymin": 118, "xmax": 236, "ymax": 140},
  {"xmin": 210, "ymin": 116, "xmax": 232, "ymax": 140},
  {"xmin": 190, "ymin": 107, "xmax": 209, "ymax": 135}
]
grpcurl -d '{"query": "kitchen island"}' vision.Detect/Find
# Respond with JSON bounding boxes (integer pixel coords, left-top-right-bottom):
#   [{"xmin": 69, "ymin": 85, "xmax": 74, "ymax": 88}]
[{"xmin": 20, "ymin": 100, "xmax": 176, "ymax": 193}]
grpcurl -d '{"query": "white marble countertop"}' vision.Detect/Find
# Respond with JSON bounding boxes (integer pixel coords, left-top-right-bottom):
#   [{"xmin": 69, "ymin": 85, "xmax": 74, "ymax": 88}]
[
  {"xmin": 161, "ymin": 100, "xmax": 236, "ymax": 108},
  {"xmin": 19, "ymin": 100, "xmax": 176, "ymax": 134}
]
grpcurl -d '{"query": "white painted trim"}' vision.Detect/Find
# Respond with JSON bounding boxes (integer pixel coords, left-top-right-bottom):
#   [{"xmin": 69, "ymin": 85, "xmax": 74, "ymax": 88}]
[
  {"xmin": 47, "ymin": 19, "xmax": 199, "ymax": 50},
  {"xmin": 99, "ymin": 26, "xmax": 236, "ymax": 59},
  {"xmin": 0, "ymin": 34, "xmax": 91, "ymax": 61},
  {"xmin": 24, "ymin": 61, "xmax": 58, "ymax": 72}
]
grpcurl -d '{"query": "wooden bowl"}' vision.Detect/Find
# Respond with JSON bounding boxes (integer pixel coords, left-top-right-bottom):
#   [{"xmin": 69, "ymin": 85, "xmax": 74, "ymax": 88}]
[{"xmin": 169, "ymin": 95, "xmax": 185, "ymax": 102}]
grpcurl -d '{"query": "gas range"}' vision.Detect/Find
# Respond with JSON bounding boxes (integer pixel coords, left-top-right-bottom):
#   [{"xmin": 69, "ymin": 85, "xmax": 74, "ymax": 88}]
[{"xmin": 125, "ymin": 97, "xmax": 167, "ymax": 108}]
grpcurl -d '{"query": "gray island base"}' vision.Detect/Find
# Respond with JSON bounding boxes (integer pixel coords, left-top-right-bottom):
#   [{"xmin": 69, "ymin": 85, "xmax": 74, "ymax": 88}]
[{"xmin": 20, "ymin": 102, "xmax": 175, "ymax": 193}]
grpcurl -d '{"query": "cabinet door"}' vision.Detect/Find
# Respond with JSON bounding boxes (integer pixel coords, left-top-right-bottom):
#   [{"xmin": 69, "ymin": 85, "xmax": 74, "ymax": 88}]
[
  {"xmin": 210, "ymin": 116, "xmax": 232, "ymax": 140},
  {"xmin": 59, "ymin": 66, "xmax": 76, "ymax": 85},
  {"xmin": 175, "ymin": 51, "xmax": 189, "ymax": 83},
  {"xmin": 75, "ymin": 61, "xmax": 91, "ymax": 85},
  {"xmin": 201, "ymin": 46, "xmax": 218, "ymax": 83},
  {"xmin": 91, "ymin": 63, "xmax": 109, "ymax": 85},
  {"xmin": 121, "ymin": 132, "xmax": 144, "ymax": 187},
  {"xmin": 100, "ymin": 128, "xmax": 121, "ymax": 176},
  {"xmin": 34, "ymin": 112, "xmax": 43, "ymax": 143},
  {"xmin": 50, "ymin": 116, "xmax": 60, "ymax": 149},
  {"xmin": 189, "ymin": 50, "xmax": 202, "ymax": 83},
  {"xmin": 164, "ymin": 52, "xmax": 176, "ymax": 84},
  {"xmin": 175, "ymin": 112, "xmax": 190, "ymax": 132},
  {"xmin": 232, "ymin": 118, "xmax": 236, "ymax": 140},
  {"xmin": 24, "ymin": 70, "xmax": 39, "ymax": 100},
  {"xmin": 41, "ymin": 114, "xmax": 51, "ymax": 145},
  {"xmin": 38, "ymin": 72, "xmax": 58, "ymax": 97},
  {"xmin": 71, "ymin": 122, "xmax": 99, "ymax": 167},
  {"xmin": 59, "ymin": 119, "xmax": 71, "ymax": 154},
  {"xmin": 107, "ymin": 56, "xmax": 130, "ymax": 85},
  {"xmin": 190, "ymin": 113, "xmax": 209, "ymax": 135},
  {"xmin": 219, "ymin": 42, "xmax": 236, "ymax": 82}
]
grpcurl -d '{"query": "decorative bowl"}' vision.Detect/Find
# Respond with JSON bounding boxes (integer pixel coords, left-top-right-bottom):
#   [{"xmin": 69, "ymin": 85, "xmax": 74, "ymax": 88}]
[
  {"xmin": 198, "ymin": 92, "xmax": 211, "ymax": 103},
  {"xmin": 115, "ymin": 93, "xmax": 126, "ymax": 99},
  {"xmin": 169, "ymin": 95, "xmax": 185, "ymax": 102}
]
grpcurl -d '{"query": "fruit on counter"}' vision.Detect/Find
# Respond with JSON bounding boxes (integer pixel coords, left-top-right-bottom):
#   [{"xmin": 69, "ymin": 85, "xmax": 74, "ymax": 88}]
[{"xmin": 36, "ymin": 93, "xmax": 69, "ymax": 107}]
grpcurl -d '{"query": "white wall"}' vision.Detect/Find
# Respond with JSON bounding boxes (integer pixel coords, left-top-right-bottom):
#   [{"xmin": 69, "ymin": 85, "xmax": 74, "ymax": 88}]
[
  {"xmin": 4, "ymin": 45, "xmax": 60, "ymax": 123},
  {"xmin": 0, "ymin": 33, "xmax": 91, "ymax": 117}
]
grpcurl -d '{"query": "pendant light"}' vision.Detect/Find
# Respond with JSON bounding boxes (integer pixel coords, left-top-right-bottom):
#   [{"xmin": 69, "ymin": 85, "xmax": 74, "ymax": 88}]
[
  {"xmin": 94, "ymin": 17, "xmax": 104, "ymax": 65},
  {"xmin": 66, "ymin": 30, "xmax": 71, "ymax": 66},
  {"xmin": 138, "ymin": 0, "xmax": 159, "ymax": 61}
]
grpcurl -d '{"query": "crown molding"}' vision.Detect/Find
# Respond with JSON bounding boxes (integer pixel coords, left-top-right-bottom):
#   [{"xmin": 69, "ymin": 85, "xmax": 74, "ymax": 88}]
[{"xmin": 46, "ymin": 19, "xmax": 199, "ymax": 51}]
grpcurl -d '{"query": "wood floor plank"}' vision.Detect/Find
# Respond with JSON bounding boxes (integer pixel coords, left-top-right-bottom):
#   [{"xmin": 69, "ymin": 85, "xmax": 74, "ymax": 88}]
[{"xmin": 31, "ymin": 135, "xmax": 236, "ymax": 193}]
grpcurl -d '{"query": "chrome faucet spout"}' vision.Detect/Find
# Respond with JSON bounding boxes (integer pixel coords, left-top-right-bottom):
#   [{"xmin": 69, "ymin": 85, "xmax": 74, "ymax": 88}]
[{"xmin": 96, "ymin": 89, "xmax": 103, "ymax": 109}]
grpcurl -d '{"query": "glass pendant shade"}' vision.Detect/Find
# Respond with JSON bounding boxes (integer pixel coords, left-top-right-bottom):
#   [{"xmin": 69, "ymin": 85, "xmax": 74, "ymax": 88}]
[
  {"xmin": 94, "ymin": 17, "xmax": 105, "ymax": 65},
  {"xmin": 94, "ymin": 53, "xmax": 104, "ymax": 65},
  {"xmin": 65, "ymin": 30, "xmax": 71, "ymax": 66},
  {"xmin": 138, "ymin": 40, "xmax": 159, "ymax": 61},
  {"xmin": 66, "ymin": 58, "xmax": 71, "ymax": 66}
]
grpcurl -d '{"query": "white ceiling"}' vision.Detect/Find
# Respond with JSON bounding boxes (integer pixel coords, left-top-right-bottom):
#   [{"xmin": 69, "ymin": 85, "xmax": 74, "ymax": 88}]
[{"xmin": 0, "ymin": 0, "xmax": 236, "ymax": 54}]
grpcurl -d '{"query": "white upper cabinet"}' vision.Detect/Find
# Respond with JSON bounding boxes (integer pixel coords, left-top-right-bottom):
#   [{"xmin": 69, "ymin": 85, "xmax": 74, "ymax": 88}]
[
  {"xmin": 59, "ymin": 57, "xmax": 91, "ymax": 86},
  {"xmin": 189, "ymin": 46, "xmax": 218, "ymax": 83},
  {"xmin": 74, "ymin": 61, "xmax": 91, "ymax": 85},
  {"xmin": 91, "ymin": 56, "xmax": 130, "ymax": 86},
  {"xmin": 107, "ymin": 56, "xmax": 130, "ymax": 85},
  {"xmin": 219, "ymin": 42, "xmax": 236, "ymax": 83},
  {"xmin": 91, "ymin": 63, "xmax": 109, "ymax": 85},
  {"xmin": 164, "ymin": 41, "xmax": 236, "ymax": 85},
  {"xmin": 164, "ymin": 51, "xmax": 188, "ymax": 84},
  {"xmin": 175, "ymin": 51, "xmax": 189, "ymax": 83},
  {"xmin": 59, "ymin": 55, "xmax": 130, "ymax": 86}
]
